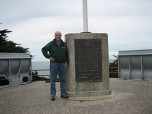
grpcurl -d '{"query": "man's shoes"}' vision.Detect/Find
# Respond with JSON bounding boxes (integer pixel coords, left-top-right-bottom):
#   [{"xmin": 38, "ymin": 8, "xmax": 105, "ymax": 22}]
[
  {"xmin": 51, "ymin": 96, "xmax": 55, "ymax": 101},
  {"xmin": 61, "ymin": 95, "xmax": 69, "ymax": 99}
]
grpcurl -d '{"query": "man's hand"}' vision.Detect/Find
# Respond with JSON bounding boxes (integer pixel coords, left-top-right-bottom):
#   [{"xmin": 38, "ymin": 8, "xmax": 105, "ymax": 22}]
[
  {"xmin": 50, "ymin": 57, "xmax": 55, "ymax": 61},
  {"xmin": 64, "ymin": 62, "xmax": 68, "ymax": 68}
]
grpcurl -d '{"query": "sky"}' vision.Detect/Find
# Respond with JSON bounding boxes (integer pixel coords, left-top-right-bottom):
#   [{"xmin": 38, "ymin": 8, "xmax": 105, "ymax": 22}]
[{"xmin": 0, "ymin": 0, "xmax": 152, "ymax": 61}]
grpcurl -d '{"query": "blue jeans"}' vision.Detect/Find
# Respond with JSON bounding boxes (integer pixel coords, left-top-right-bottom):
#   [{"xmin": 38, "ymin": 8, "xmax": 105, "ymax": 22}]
[{"xmin": 50, "ymin": 61, "xmax": 67, "ymax": 97}]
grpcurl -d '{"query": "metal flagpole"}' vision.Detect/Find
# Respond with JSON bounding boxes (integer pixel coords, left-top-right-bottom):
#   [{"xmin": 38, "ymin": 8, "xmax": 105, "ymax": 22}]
[{"xmin": 82, "ymin": 0, "xmax": 88, "ymax": 32}]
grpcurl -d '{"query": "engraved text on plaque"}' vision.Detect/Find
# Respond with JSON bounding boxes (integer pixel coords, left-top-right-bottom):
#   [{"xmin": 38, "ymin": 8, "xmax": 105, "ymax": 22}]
[{"xmin": 75, "ymin": 39, "xmax": 102, "ymax": 82}]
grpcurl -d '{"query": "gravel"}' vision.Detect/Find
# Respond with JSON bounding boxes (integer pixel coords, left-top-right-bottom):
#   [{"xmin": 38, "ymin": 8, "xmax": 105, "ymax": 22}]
[{"xmin": 0, "ymin": 78, "xmax": 152, "ymax": 114}]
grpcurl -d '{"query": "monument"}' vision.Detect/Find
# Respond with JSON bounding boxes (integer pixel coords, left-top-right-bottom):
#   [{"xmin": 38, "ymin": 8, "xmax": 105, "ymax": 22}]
[{"xmin": 65, "ymin": 0, "xmax": 111, "ymax": 97}]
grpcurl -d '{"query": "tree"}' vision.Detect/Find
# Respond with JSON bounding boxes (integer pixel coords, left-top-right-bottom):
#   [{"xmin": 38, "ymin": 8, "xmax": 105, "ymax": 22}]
[
  {"xmin": 109, "ymin": 55, "xmax": 118, "ymax": 78},
  {"xmin": 109, "ymin": 55, "xmax": 118, "ymax": 67},
  {"xmin": 0, "ymin": 27, "xmax": 29, "ymax": 53}
]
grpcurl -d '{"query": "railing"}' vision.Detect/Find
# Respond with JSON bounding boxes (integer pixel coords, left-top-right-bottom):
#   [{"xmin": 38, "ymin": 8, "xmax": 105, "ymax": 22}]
[
  {"xmin": 32, "ymin": 67, "xmax": 118, "ymax": 79},
  {"xmin": 32, "ymin": 69, "xmax": 50, "ymax": 81},
  {"xmin": 32, "ymin": 69, "xmax": 49, "ymax": 76},
  {"xmin": 109, "ymin": 67, "xmax": 118, "ymax": 78},
  {"xmin": 0, "ymin": 67, "xmax": 119, "ymax": 85}
]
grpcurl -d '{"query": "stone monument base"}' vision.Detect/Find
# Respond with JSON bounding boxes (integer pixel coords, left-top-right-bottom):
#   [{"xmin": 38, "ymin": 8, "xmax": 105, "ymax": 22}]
[
  {"xmin": 65, "ymin": 33, "xmax": 111, "ymax": 97},
  {"xmin": 67, "ymin": 89, "xmax": 111, "ymax": 97}
]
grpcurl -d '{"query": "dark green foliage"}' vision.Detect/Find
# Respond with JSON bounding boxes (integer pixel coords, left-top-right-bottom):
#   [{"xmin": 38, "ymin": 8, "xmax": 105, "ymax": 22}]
[
  {"xmin": 0, "ymin": 28, "xmax": 29, "ymax": 53},
  {"xmin": 0, "ymin": 77, "xmax": 9, "ymax": 86},
  {"xmin": 32, "ymin": 76, "xmax": 50, "ymax": 81},
  {"xmin": 32, "ymin": 70, "xmax": 50, "ymax": 82},
  {"xmin": 109, "ymin": 55, "xmax": 118, "ymax": 78},
  {"xmin": 109, "ymin": 55, "xmax": 118, "ymax": 67}
]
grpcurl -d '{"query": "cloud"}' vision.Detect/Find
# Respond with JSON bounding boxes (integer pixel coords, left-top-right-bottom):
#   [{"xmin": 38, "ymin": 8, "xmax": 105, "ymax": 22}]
[
  {"xmin": 1, "ymin": 0, "xmax": 152, "ymax": 61},
  {"xmin": 5, "ymin": 15, "xmax": 83, "ymax": 61}
]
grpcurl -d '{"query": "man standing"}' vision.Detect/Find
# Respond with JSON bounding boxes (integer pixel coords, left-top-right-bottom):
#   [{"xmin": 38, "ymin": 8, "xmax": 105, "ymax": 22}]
[{"xmin": 41, "ymin": 31, "xmax": 69, "ymax": 100}]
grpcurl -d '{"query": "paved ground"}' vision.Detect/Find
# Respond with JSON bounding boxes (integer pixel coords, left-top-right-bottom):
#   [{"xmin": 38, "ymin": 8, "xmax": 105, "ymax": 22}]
[{"xmin": 0, "ymin": 78, "xmax": 152, "ymax": 114}]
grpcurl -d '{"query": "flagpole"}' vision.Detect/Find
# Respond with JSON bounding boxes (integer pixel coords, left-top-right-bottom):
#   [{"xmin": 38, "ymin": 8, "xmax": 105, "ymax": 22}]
[{"xmin": 82, "ymin": 0, "xmax": 88, "ymax": 32}]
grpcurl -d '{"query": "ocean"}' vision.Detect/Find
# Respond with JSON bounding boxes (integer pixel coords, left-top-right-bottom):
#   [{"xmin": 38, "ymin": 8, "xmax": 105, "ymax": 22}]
[{"xmin": 32, "ymin": 61, "xmax": 50, "ymax": 78}]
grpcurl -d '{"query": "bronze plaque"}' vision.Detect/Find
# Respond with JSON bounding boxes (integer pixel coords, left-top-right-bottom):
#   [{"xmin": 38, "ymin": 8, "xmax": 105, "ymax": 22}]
[{"xmin": 75, "ymin": 39, "xmax": 102, "ymax": 82}]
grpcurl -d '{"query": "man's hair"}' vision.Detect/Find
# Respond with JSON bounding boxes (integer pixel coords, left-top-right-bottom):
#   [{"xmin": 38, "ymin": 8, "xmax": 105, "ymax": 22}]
[{"xmin": 55, "ymin": 31, "xmax": 61, "ymax": 35}]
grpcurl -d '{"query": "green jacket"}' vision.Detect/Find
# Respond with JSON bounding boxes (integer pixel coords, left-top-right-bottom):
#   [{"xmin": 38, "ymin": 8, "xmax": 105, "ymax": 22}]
[{"xmin": 41, "ymin": 39, "xmax": 69, "ymax": 63}]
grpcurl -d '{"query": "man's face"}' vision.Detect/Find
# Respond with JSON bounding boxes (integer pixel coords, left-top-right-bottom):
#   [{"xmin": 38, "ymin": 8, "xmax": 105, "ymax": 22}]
[{"xmin": 55, "ymin": 32, "xmax": 62, "ymax": 41}]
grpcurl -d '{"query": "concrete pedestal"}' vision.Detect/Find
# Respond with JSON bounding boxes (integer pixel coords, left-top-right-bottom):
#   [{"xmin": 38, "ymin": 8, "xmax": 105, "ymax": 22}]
[{"xmin": 65, "ymin": 33, "xmax": 111, "ymax": 97}]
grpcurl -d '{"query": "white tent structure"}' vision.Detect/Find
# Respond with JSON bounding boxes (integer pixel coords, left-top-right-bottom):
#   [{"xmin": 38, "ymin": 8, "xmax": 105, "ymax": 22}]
[
  {"xmin": 118, "ymin": 49, "xmax": 152, "ymax": 80},
  {"xmin": 0, "ymin": 53, "xmax": 32, "ymax": 87}
]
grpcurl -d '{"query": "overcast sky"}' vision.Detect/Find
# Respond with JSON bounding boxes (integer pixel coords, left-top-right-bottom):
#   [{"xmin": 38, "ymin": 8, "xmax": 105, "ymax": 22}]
[{"xmin": 0, "ymin": 0, "xmax": 152, "ymax": 61}]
